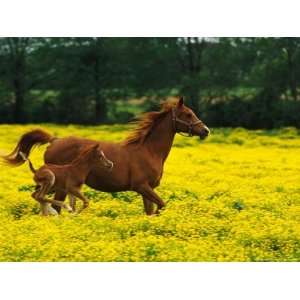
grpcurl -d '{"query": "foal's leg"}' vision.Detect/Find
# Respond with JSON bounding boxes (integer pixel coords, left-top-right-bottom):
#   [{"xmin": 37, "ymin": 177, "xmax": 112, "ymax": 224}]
[
  {"xmin": 51, "ymin": 190, "xmax": 67, "ymax": 214},
  {"xmin": 33, "ymin": 181, "xmax": 54, "ymax": 216},
  {"xmin": 33, "ymin": 170, "xmax": 67, "ymax": 216},
  {"xmin": 39, "ymin": 202, "xmax": 59, "ymax": 216},
  {"xmin": 42, "ymin": 197, "xmax": 72, "ymax": 212},
  {"xmin": 33, "ymin": 190, "xmax": 50, "ymax": 216},
  {"xmin": 45, "ymin": 203, "xmax": 59, "ymax": 216},
  {"xmin": 34, "ymin": 191, "xmax": 71, "ymax": 215},
  {"xmin": 69, "ymin": 188, "xmax": 89, "ymax": 213},
  {"xmin": 35, "ymin": 184, "xmax": 72, "ymax": 212},
  {"xmin": 137, "ymin": 184, "xmax": 165, "ymax": 214},
  {"xmin": 68, "ymin": 194, "xmax": 76, "ymax": 212},
  {"xmin": 41, "ymin": 203, "xmax": 52, "ymax": 216},
  {"xmin": 31, "ymin": 187, "xmax": 51, "ymax": 215}
]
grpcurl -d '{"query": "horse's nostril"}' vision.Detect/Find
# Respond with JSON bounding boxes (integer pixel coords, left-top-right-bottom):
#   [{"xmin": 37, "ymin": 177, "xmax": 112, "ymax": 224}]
[{"xmin": 199, "ymin": 127, "xmax": 209, "ymax": 139}]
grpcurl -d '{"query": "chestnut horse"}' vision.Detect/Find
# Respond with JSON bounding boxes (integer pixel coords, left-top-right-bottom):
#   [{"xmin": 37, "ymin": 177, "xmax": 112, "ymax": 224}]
[
  {"xmin": 21, "ymin": 144, "xmax": 113, "ymax": 215},
  {"xmin": 3, "ymin": 97, "xmax": 210, "ymax": 215}
]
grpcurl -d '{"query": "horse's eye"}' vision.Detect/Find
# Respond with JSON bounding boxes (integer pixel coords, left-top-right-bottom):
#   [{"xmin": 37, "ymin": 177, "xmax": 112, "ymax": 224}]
[{"xmin": 187, "ymin": 113, "xmax": 192, "ymax": 118}]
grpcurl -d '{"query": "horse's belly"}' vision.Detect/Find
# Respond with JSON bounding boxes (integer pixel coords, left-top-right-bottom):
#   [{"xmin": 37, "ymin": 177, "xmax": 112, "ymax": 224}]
[{"xmin": 86, "ymin": 169, "xmax": 130, "ymax": 192}]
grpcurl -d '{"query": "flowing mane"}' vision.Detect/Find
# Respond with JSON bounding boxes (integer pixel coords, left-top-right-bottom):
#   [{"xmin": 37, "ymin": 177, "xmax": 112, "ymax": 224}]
[{"xmin": 123, "ymin": 100, "xmax": 177, "ymax": 145}]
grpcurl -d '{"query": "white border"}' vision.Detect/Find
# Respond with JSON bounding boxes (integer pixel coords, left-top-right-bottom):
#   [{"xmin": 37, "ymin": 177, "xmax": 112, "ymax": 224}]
[
  {"xmin": 1, "ymin": 0, "xmax": 300, "ymax": 36},
  {"xmin": 0, "ymin": 263, "xmax": 299, "ymax": 300},
  {"xmin": 1, "ymin": 0, "xmax": 300, "ymax": 299}
]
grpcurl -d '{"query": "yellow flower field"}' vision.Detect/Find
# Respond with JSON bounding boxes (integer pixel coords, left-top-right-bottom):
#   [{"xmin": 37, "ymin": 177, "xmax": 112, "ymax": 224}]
[{"xmin": 1, "ymin": 124, "xmax": 300, "ymax": 261}]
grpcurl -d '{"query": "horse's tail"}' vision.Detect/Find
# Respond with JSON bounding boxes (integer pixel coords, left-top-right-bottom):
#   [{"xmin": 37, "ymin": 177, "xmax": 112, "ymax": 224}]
[
  {"xmin": 19, "ymin": 152, "xmax": 36, "ymax": 174},
  {"xmin": 1, "ymin": 129, "xmax": 54, "ymax": 167}
]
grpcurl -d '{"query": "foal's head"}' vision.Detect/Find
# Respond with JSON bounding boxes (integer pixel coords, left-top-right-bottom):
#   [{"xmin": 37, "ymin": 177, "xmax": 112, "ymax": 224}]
[
  {"xmin": 172, "ymin": 97, "xmax": 210, "ymax": 139},
  {"xmin": 85, "ymin": 144, "xmax": 113, "ymax": 170}
]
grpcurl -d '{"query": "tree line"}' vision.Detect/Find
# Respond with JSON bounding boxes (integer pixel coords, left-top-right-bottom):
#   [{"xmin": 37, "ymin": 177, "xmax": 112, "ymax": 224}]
[{"xmin": 0, "ymin": 37, "xmax": 300, "ymax": 128}]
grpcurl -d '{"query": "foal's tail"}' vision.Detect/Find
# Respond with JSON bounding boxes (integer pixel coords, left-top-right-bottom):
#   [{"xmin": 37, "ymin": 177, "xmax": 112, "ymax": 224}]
[
  {"xmin": 19, "ymin": 152, "xmax": 36, "ymax": 174},
  {"xmin": 1, "ymin": 129, "xmax": 54, "ymax": 167}
]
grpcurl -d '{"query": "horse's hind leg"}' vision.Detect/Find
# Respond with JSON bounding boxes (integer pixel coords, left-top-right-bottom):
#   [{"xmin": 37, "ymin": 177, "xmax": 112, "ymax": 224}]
[
  {"xmin": 33, "ymin": 185, "xmax": 70, "ymax": 215},
  {"xmin": 42, "ymin": 198, "xmax": 72, "ymax": 212},
  {"xmin": 34, "ymin": 170, "xmax": 56, "ymax": 216},
  {"xmin": 38, "ymin": 202, "xmax": 47, "ymax": 216},
  {"xmin": 37, "ymin": 185, "xmax": 54, "ymax": 216},
  {"xmin": 45, "ymin": 203, "xmax": 59, "ymax": 216},
  {"xmin": 32, "ymin": 182, "xmax": 53, "ymax": 216}
]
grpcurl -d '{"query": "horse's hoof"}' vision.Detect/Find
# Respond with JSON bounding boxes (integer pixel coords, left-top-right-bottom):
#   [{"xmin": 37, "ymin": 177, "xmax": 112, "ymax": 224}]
[
  {"xmin": 147, "ymin": 214, "xmax": 156, "ymax": 217},
  {"xmin": 48, "ymin": 206, "xmax": 59, "ymax": 216},
  {"xmin": 64, "ymin": 204, "xmax": 73, "ymax": 212}
]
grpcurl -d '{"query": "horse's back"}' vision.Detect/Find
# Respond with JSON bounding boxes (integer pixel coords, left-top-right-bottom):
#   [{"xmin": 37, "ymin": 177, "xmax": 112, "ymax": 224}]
[{"xmin": 45, "ymin": 136, "xmax": 95, "ymax": 164}]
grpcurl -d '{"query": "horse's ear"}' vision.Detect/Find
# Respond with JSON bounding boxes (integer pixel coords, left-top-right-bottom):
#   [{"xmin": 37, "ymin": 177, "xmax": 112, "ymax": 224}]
[
  {"xmin": 177, "ymin": 97, "xmax": 184, "ymax": 108},
  {"xmin": 92, "ymin": 144, "xmax": 99, "ymax": 151}
]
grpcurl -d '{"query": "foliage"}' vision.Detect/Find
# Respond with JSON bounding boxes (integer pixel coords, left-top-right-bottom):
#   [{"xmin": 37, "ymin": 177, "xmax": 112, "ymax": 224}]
[
  {"xmin": 1, "ymin": 38, "xmax": 300, "ymax": 128},
  {"xmin": 1, "ymin": 125, "xmax": 300, "ymax": 261}
]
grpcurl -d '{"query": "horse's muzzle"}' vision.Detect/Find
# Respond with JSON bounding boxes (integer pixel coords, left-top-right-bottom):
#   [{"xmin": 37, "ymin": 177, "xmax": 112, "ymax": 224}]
[
  {"xmin": 199, "ymin": 127, "xmax": 210, "ymax": 140},
  {"xmin": 107, "ymin": 161, "xmax": 114, "ymax": 171},
  {"xmin": 103, "ymin": 160, "xmax": 114, "ymax": 171}
]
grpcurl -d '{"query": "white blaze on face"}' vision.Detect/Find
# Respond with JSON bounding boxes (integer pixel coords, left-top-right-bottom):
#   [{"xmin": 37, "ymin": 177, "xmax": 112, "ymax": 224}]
[
  {"xmin": 204, "ymin": 126, "xmax": 210, "ymax": 134},
  {"xmin": 99, "ymin": 150, "xmax": 113, "ymax": 169},
  {"xmin": 100, "ymin": 150, "xmax": 107, "ymax": 162}
]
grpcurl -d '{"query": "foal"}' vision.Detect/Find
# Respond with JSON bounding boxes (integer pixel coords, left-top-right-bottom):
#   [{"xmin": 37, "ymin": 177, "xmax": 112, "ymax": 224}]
[{"xmin": 20, "ymin": 144, "xmax": 113, "ymax": 215}]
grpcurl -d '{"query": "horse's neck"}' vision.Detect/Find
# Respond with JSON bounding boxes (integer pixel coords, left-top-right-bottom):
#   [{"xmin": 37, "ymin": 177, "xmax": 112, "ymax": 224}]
[
  {"xmin": 144, "ymin": 112, "xmax": 175, "ymax": 161},
  {"xmin": 71, "ymin": 154, "xmax": 94, "ymax": 176}
]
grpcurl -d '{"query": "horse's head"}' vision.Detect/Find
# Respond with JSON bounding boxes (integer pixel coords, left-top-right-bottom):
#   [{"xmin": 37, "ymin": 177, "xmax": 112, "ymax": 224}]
[
  {"xmin": 172, "ymin": 97, "xmax": 210, "ymax": 139},
  {"xmin": 92, "ymin": 144, "xmax": 114, "ymax": 170}
]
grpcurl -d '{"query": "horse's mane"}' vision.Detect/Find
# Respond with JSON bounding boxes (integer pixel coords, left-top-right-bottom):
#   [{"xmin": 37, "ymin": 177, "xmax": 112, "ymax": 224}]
[{"xmin": 123, "ymin": 100, "xmax": 177, "ymax": 146}]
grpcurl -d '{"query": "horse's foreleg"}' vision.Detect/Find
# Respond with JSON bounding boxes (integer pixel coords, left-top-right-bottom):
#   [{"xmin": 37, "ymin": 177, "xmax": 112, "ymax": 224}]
[
  {"xmin": 137, "ymin": 184, "xmax": 165, "ymax": 214},
  {"xmin": 69, "ymin": 188, "xmax": 89, "ymax": 213},
  {"xmin": 142, "ymin": 196, "xmax": 154, "ymax": 215}
]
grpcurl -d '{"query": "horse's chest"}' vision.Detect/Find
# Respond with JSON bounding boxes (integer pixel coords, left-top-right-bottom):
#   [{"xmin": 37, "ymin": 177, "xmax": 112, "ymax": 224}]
[{"xmin": 153, "ymin": 170, "xmax": 163, "ymax": 187}]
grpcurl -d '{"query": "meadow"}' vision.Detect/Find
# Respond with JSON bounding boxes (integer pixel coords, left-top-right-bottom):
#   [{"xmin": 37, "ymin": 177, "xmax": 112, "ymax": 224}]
[{"xmin": 1, "ymin": 124, "xmax": 300, "ymax": 261}]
